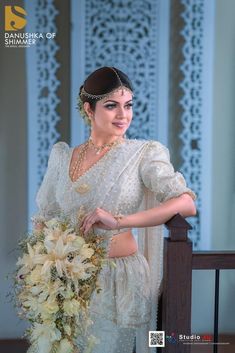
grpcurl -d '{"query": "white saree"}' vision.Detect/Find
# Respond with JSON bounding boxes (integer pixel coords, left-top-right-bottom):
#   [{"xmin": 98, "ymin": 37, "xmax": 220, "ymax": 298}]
[{"xmin": 34, "ymin": 139, "xmax": 196, "ymax": 353}]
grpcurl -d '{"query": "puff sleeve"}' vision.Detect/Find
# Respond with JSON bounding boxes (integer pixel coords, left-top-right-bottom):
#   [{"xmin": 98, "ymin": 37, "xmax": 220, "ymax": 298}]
[
  {"xmin": 140, "ymin": 141, "xmax": 197, "ymax": 203},
  {"xmin": 32, "ymin": 142, "xmax": 65, "ymax": 222}
]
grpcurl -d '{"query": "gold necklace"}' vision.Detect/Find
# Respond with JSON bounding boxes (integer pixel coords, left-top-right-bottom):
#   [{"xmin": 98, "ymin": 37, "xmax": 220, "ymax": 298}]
[
  {"xmin": 69, "ymin": 141, "xmax": 90, "ymax": 183},
  {"xmin": 70, "ymin": 137, "xmax": 122, "ymax": 193},
  {"xmin": 88, "ymin": 136, "xmax": 122, "ymax": 155}
]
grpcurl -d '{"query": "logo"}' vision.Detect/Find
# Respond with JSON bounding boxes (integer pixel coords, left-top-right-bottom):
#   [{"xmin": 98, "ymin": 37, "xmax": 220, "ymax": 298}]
[
  {"xmin": 4, "ymin": 5, "xmax": 56, "ymax": 48},
  {"xmin": 166, "ymin": 332, "xmax": 177, "ymax": 344},
  {"xmin": 5, "ymin": 6, "xmax": 27, "ymax": 31}
]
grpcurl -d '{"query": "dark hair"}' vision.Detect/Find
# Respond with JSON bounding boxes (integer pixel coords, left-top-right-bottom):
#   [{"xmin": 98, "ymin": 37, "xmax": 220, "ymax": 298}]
[{"xmin": 77, "ymin": 66, "xmax": 133, "ymax": 124}]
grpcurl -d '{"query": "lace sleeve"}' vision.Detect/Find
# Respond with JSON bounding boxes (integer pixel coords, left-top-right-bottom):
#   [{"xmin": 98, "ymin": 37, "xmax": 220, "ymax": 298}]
[
  {"xmin": 32, "ymin": 142, "xmax": 66, "ymax": 223},
  {"xmin": 140, "ymin": 141, "xmax": 197, "ymax": 203}
]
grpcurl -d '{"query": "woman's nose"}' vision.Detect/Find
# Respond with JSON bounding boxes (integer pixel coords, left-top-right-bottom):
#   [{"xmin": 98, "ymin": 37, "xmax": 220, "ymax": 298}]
[{"xmin": 116, "ymin": 106, "xmax": 125, "ymax": 118}]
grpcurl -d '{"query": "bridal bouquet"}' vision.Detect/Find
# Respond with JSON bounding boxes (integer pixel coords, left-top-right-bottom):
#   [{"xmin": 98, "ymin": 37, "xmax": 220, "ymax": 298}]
[{"xmin": 15, "ymin": 216, "xmax": 107, "ymax": 353}]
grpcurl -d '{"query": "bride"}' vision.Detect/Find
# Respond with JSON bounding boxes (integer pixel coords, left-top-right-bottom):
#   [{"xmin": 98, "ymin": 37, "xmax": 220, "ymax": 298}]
[{"xmin": 34, "ymin": 66, "xmax": 196, "ymax": 353}]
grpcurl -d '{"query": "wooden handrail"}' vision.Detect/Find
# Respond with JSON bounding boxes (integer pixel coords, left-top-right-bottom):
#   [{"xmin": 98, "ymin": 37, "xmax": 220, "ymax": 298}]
[
  {"xmin": 161, "ymin": 214, "xmax": 193, "ymax": 353},
  {"xmin": 192, "ymin": 251, "xmax": 235, "ymax": 269},
  {"xmin": 161, "ymin": 213, "xmax": 235, "ymax": 353}
]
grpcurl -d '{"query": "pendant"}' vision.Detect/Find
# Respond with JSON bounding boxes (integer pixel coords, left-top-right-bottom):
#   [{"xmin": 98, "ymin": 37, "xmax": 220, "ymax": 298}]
[{"xmin": 75, "ymin": 183, "xmax": 91, "ymax": 194}]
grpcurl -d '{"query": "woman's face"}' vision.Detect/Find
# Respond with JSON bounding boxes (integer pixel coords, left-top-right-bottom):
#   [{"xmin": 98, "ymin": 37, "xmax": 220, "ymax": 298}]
[{"xmin": 87, "ymin": 88, "xmax": 133, "ymax": 138}]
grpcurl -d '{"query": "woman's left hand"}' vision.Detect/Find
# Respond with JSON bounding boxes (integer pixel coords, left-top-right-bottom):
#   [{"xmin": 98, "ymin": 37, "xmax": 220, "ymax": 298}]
[{"xmin": 79, "ymin": 208, "xmax": 117, "ymax": 235}]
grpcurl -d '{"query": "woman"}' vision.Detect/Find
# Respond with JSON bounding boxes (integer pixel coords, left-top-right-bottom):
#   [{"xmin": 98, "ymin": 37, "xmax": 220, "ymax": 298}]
[{"xmin": 34, "ymin": 66, "xmax": 196, "ymax": 353}]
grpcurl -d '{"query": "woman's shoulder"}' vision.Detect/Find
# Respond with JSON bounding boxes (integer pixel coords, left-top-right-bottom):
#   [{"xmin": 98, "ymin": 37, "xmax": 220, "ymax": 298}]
[
  {"xmin": 126, "ymin": 138, "xmax": 167, "ymax": 151},
  {"xmin": 49, "ymin": 141, "xmax": 76, "ymax": 159},
  {"xmin": 51, "ymin": 141, "xmax": 70, "ymax": 153},
  {"xmin": 48, "ymin": 141, "xmax": 70, "ymax": 166}
]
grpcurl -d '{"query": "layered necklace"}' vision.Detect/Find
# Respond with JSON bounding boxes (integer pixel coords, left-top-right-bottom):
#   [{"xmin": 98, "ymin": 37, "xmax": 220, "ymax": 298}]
[
  {"xmin": 70, "ymin": 137, "xmax": 123, "ymax": 190},
  {"xmin": 88, "ymin": 136, "xmax": 122, "ymax": 155}
]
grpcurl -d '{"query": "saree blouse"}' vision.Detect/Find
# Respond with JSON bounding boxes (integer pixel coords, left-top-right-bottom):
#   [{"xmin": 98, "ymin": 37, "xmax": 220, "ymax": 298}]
[{"xmin": 35, "ymin": 138, "xmax": 196, "ymax": 231}]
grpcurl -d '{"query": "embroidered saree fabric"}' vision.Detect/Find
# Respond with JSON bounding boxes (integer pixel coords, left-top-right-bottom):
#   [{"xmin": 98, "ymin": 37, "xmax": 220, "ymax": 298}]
[{"xmin": 34, "ymin": 139, "xmax": 196, "ymax": 353}]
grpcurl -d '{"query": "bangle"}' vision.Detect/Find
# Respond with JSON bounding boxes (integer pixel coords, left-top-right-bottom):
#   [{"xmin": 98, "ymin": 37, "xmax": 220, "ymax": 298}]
[{"xmin": 114, "ymin": 215, "xmax": 123, "ymax": 231}]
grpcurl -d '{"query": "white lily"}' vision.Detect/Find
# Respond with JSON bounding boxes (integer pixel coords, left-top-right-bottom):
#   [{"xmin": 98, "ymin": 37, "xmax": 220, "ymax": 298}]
[
  {"xmin": 65, "ymin": 256, "xmax": 96, "ymax": 281},
  {"xmin": 45, "ymin": 227, "xmax": 77, "ymax": 244},
  {"xmin": 31, "ymin": 322, "xmax": 61, "ymax": 353},
  {"xmin": 79, "ymin": 244, "xmax": 95, "ymax": 261},
  {"xmin": 27, "ymin": 265, "xmax": 43, "ymax": 285},
  {"xmin": 17, "ymin": 243, "xmax": 43, "ymax": 276},
  {"xmin": 41, "ymin": 237, "xmax": 73, "ymax": 277},
  {"xmin": 35, "ymin": 280, "xmax": 66, "ymax": 303}
]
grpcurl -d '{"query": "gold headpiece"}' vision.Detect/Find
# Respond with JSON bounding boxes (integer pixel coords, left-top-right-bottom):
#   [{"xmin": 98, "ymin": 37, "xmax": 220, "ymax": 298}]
[
  {"xmin": 77, "ymin": 67, "xmax": 134, "ymax": 124},
  {"xmin": 80, "ymin": 67, "xmax": 133, "ymax": 99}
]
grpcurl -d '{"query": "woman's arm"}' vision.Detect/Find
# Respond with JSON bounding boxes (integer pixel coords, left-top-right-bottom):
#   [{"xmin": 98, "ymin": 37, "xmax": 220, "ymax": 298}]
[
  {"xmin": 80, "ymin": 193, "xmax": 196, "ymax": 234},
  {"xmin": 118, "ymin": 193, "xmax": 196, "ymax": 229},
  {"xmin": 81, "ymin": 141, "xmax": 197, "ymax": 234}
]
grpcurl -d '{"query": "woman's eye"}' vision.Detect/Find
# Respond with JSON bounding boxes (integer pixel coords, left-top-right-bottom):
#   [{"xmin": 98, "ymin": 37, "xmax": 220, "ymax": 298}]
[
  {"xmin": 104, "ymin": 103, "xmax": 133, "ymax": 110},
  {"xmin": 104, "ymin": 104, "xmax": 116, "ymax": 110}
]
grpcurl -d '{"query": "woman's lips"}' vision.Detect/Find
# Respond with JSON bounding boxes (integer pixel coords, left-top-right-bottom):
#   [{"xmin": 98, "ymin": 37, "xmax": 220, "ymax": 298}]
[{"xmin": 112, "ymin": 122, "xmax": 127, "ymax": 128}]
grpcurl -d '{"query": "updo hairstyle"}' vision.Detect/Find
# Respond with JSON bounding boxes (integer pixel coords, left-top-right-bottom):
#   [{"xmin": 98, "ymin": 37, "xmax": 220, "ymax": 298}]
[{"xmin": 77, "ymin": 66, "xmax": 134, "ymax": 125}]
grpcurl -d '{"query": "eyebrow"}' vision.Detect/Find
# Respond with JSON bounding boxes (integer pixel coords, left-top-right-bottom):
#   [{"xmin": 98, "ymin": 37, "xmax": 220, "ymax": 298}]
[{"xmin": 103, "ymin": 99, "xmax": 133, "ymax": 104}]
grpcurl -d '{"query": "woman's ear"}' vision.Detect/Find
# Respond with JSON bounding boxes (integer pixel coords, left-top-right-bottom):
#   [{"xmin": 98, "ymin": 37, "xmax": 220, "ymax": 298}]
[{"xmin": 83, "ymin": 102, "xmax": 94, "ymax": 119}]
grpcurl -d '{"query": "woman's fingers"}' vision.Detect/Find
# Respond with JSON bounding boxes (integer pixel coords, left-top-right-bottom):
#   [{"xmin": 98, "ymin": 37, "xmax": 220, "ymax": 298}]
[
  {"xmin": 81, "ymin": 212, "xmax": 102, "ymax": 233},
  {"xmin": 79, "ymin": 208, "xmax": 117, "ymax": 235},
  {"xmin": 80, "ymin": 211, "xmax": 99, "ymax": 233}
]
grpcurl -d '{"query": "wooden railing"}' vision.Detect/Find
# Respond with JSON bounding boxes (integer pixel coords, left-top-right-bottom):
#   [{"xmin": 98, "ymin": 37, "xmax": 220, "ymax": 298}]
[{"xmin": 160, "ymin": 213, "xmax": 235, "ymax": 353}]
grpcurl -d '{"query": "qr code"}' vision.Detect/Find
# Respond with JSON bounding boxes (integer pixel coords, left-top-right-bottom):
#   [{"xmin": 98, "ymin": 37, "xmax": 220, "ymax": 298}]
[{"xmin": 149, "ymin": 331, "xmax": 165, "ymax": 347}]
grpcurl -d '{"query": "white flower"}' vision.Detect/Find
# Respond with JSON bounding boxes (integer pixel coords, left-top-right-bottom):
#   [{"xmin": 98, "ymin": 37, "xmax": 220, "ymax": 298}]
[
  {"xmin": 64, "ymin": 324, "xmax": 71, "ymax": 336},
  {"xmin": 15, "ymin": 217, "xmax": 105, "ymax": 353},
  {"xmin": 41, "ymin": 236, "xmax": 72, "ymax": 277},
  {"xmin": 31, "ymin": 322, "xmax": 61, "ymax": 353},
  {"xmin": 63, "ymin": 299, "xmax": 80, "ymax": 316},
  {"xmin": 65, "ymin": 256, "xmax": 96, "ymax": 281},
  {"xmin": 33, "ymin": 280, "xmax": 66, "ymax": 303},
  {"xmin": 57, "ymin": 338, "xmax": 74, "ymax": 353},
  {"xmin": 17, "ymin": 241, "xmax": 49, "ymax": 280},
  {"xmin": 79, "ymin": 244, "xmax": 94, "ymax": 260},
  {"xmin": 40, "ymin": 236, "xmax": 95, "ymax": 279},
  {"xmin": 17, "ymin": 243, "xmax": 42, "ymax": 276},
  {"xmin": 27, "ymin": 265, "xmax": 43, "ymax": 285},
  {"xmin": 44, "ymin": 218, "xmax": 60, "ymax": 229},
  {"xmin": 22, "ymin": 297, "xmax": 42, "ymax": 316},
  {"xmin": 41, "ymin": 300, "xmax": 59, "ymax": 315},
  {"xmin": 72, "ymin": 236, "xmax": 85, "ymax": 249}
]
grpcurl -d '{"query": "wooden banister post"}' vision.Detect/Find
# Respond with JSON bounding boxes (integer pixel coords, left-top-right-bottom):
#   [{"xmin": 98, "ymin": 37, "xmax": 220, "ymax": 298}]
[{"xmin": 161, "ymin": 213, "xmax": 193, "ymax": 353}]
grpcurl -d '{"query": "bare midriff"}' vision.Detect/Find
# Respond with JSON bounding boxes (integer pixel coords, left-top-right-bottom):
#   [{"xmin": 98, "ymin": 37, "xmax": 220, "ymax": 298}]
[{"xmin": 107, "ymin": 229, "xmax": 138, "ymax": 258}]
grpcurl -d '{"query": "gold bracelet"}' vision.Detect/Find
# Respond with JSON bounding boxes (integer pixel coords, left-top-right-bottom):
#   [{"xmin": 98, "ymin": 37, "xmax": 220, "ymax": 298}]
[{"xmin": 113, "ymin": 215, "xmax": 123, "ymax": 231}]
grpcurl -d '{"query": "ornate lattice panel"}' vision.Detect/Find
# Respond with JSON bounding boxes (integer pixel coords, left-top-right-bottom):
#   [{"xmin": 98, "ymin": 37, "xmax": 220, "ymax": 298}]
[
  {"xmin": 179, "ymin": 0, "xmax": 214, "ymax": 249},
  {"xmin": 34, "ymin": 0, "xmax": 60, "ymax": 183},
  {"xmin": 82, "ymin": 0, "xmax": 164, "ymax": 141},
  {"xmin": 26, "ymin": 0, "xmax": 61, "ymax": 221}
]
